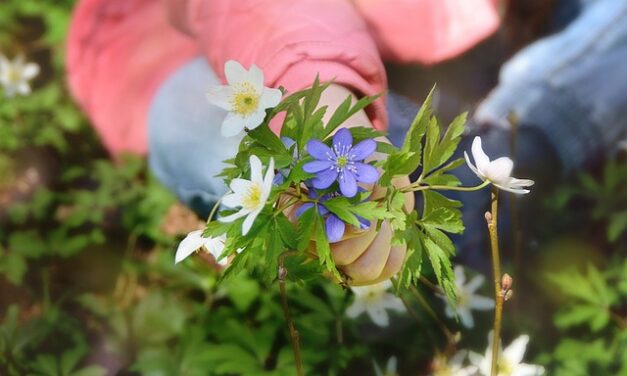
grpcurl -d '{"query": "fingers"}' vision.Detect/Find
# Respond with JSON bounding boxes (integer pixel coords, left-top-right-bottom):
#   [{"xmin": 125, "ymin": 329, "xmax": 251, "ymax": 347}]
[
  {"xmin": 357, "ymin": 244, "xmax": 407, "ymax": 286},
  {"xmin": 330, "ymin": 222, "xmax": 378, "ymax": 265},
  {"xmin": 342, "ymin": 221, "xmax": 392, "ymax": 283}
]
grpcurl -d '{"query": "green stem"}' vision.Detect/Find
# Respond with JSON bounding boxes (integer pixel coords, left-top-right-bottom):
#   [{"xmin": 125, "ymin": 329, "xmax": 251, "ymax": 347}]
[
  {"xmin": 487, "ymin": 188, "xmax": 504, "ymax": 376},
  {"xmin": 278, "ymin": 252, "xmax": 304, "ymax": 376},
  {"xmin": 206, "ymin": 194, "xmax": 226, "ymax": 223},
  {"xmin": 400, "ymin": 180, "xmax": 490, "ymax": 193},
  {"xmin": 408, "ymin": 284, "xmax": 454, "ymax": 342}
]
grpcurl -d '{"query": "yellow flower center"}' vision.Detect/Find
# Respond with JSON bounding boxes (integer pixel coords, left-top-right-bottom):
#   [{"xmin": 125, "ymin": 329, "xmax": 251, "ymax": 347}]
[
  {"xmin": 4, "ymin": 67, "xmax": 20, "ymax": 84},
  {"xmin": 336, "ymin": 156, "xmax": 348, "ymax": 168},
  {"xmin": 242, "ymin": 183, "xmax": 263, "ymax": 210},
  {"xmin": 496, "ymin": 360, "xmax": 513, "ymax": 376},
  {"xmin": 231, "ymin": 82, "xmax": 260, "ymax": 117}
]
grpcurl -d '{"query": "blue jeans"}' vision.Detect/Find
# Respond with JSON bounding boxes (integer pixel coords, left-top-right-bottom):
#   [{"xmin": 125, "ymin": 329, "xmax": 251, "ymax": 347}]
[{"xmin": 149, "ymin": 0, "xmax": 627, "ymax": 216}]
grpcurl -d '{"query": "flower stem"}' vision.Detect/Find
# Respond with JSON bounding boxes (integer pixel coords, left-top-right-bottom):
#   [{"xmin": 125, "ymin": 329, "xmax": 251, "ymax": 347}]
[
  {"xmin": 486, "ymin": 188, "xmax": 504, "ymax": 376},
  {"xmin": 206, "ymin": 194, "xmax": 225, "ymax": 223},
  {"xmin": 408, "ymin": 284, "xmax": 455, "ymax": 343},
  {"xmin": 400, "ymin": 180, "xmax": 490, "ymax": 193},
  {"xmin": 278, "ymin": 252, "xmax": 304, "ymax": 376}
]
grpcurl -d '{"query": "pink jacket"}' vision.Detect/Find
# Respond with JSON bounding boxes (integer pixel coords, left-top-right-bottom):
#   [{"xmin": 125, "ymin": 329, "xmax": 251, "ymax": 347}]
[{"xmin": 67, "ymin": 0, "xmax": 500, "ymax": 155}]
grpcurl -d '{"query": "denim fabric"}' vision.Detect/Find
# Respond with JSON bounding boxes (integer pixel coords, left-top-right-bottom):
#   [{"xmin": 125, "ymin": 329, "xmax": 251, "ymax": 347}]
[
  {"xmin": 475, "ymin": 0, "xmax": 627, "ymax": 173},
  {"xmin": 147, "ymin": 58, "xmax": 243, "ymax": 218}
]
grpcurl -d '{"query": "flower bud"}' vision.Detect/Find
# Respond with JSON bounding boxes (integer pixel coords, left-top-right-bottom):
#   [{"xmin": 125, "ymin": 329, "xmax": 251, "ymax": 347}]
[
  {"xmin": 501, "ymin": 273, "xmax": 513, "ymax": 291},
  {"xmin": 504, "ymin": 289, "xmax": 514, "ymax": 301}
]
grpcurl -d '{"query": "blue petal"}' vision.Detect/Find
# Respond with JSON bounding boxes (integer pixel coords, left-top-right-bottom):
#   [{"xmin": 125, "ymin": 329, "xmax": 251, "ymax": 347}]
[
  {"xmin": 357, "ymin": 215, "xmax": 370, "ymax": 229},
  {"xmin": 339, "ymin": 171, "xmax": 358, "ymax": 197},
  {"xmin": 295, "ymin": 202, "xmax": 314, "ymax": 218},
  {"xmin": 354, "ymin": 162, "xmax": 379, "ymax": 184},
  {"xmin": 318, "ymin": 204, "xmax": 329, "ymax": 216},
  {"xmin": 303, "ymin": 160, "xmax": 332, "ymax": 173},
  {"xmin": 326, "ymin": 214, "xmax": 346, "ymax": 243},
  {"xmin": 332, "ymin": 128, "xmax": 353, "ymax": 150},
  {"xmin": 307, "ymin": 140, "xmax": 332, "ymax": 159},
  {"xmin": 311, "ymin": 168, "xmax": 338, "ymax": 189},
  {"xmin": 350, "ymin": 139, "xmax": 376, "ymax": 160}
]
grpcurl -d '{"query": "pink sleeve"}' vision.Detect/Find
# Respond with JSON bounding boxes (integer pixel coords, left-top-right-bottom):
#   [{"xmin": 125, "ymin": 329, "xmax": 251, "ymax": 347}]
[
  {"xmin": 353, "ymin": 0, "xmax": 500, "ymax": 64},
  {"xmin": 67, "ymin": 0, "xmax": 198, "ymax": 155},
  {"xmin": 165, "ymin": 0, "xmax": 389, "ymax": 132}
]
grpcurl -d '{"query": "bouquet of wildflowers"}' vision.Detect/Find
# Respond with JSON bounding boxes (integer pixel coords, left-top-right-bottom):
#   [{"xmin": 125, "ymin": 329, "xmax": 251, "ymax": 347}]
[{"xmin": 174, "ymin": 60, "xmax": 539, "ymax": 375}]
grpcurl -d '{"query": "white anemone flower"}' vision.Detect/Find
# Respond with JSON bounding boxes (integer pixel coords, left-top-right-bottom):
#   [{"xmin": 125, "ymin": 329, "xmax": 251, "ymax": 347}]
[
  {"xmin": 219, "ymin": 155, "xmax": 274, "ymax": 235},
  {"xmin": 469, "ymin": 333, "xmax": 545, "ymax": 376},
  {"xmin": 346, "ymin": 280, "xmax": 406, "ymax": 327},
  {"xmin": 464, "ymin": 136, "xmax": 534, "ymax": 194},
  {"xmin": 175, "ymin": 230, "xmax": 227, "ymax": 265},
  {"xmin": 430, "ymin": 351, "xmax": 477, "ymax": 376},
  {"xmin": 440, "ymin": 266, "xmax": 495, "ymax": 329},
  {"xmin": 0, "ymin": 54, "xmax": 39, "ymax": 98},
  {"xmin": 207, "ymin": 60, "xmax": 282, "ymax": 137},
  {"xmin": 374, "ymin": 356, "xmax": 399, "ymax": 376}
]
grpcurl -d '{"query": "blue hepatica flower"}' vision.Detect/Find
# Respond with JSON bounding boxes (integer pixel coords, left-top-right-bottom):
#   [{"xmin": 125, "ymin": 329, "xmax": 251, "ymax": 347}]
[
  {"xmin": 296, "ymin": 190, "xmax": 370, "ymax": 243},
  {"xmin": 303, "ymin": 128, "xmax": 379, "ymax": 197}
]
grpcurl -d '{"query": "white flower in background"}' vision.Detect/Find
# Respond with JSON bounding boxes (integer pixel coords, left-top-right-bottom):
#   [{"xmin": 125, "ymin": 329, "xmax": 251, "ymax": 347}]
[
  {"xmin": 207, "ymin": 60, "xmax": 282, "ymax": 137},
  {"xmin": 440, "ymin": 266, "xmax": 495, "ymax": 329},
  {"xmin": 0, "ymin": 54, "xmax": 39, "ymax": 98},
  {"xmin": 219, "ymin": 155, "xmax": 275, "ymax": 235},
  {"xmin": 464, "ymin": 136, "xmax": 534, "ymax": 194},
  {"xmin": 469, "ymin": 333, "xmax": 545, "ymax": 376},
  {"xmin": 175, "ymin": 230, "xmax": 227, "ymax": 265},
  {"xmin": 374, "ymin": 356, "xmax": 399, "ymax": 376},
  {"xmin": 430, "ymin": 351, "xmax": 477, "ymax": 376},
  {"xmin": 346, "ymin": 280, "xmax": 406, "ymax": 327}
]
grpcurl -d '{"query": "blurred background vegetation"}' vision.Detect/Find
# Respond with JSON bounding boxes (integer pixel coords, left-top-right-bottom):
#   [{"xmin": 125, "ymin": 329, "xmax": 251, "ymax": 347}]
[{"xmin": 0, "ymin": 1, "xmax": 625, "ymax": 375}]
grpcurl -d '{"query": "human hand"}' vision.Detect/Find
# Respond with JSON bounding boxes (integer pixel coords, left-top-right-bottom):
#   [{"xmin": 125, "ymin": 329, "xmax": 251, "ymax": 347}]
[{"xmin": 306, "ymin": 84, "xmax": 414, "ymax": 285}]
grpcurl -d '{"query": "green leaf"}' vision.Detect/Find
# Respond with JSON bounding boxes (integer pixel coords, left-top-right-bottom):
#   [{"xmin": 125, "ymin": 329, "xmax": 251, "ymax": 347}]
[
  {"xmin": 398, "ymin": 86, "xmax": 436, "ymax": 173},
  {"xmin": 314, "ymin": 214, "xmax": 340, "ymax": 280},
  {"xmin": 246, "ymin": 123, "xmax": 287, "ymax": 155},
  {"xmin": 422, "ymin": 235, "xmax": 456, "ymax": 304}
]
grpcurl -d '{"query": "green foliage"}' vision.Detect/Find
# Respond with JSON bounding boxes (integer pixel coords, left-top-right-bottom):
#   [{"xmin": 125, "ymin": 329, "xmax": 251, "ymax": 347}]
[{"xmin": 539, "ymin": 259, "xmax": 627, "ymax": 375}]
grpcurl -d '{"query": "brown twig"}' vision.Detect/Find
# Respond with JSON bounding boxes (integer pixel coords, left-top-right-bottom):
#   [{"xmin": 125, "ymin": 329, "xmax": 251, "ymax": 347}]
[
  {"xmin": 278, "ymin": 252, "xmax": 304, "ymax": 376},
  {"xmin": 486, "ymin": 188, "xmax": 504, "ymax": 376}
]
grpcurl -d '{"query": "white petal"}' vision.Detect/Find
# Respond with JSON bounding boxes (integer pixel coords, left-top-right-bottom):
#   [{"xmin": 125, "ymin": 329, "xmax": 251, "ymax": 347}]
[
  {"xmin": 468, "ymin": 351, "xmax": 485, "ymax": 367},
  {"xmin": 243, "ymin": 109, "xmax": 266, "ymax": 130},
  {"xmin": 260, "ymin": 87, "xmax": 282, "ymax": 109},
  {"xmin": 221, "ymin": 112, "xmax": 246, "ymax": 137},
  {"xmin": 454, "ymin": 265, "xmax": 467, "ymax": 286},
  {"xmin": 486, "ymin": 157, "xmax": 514, "ymax": 183},
  {"xmin": 17, "ymin": 83, "xmax": 31, "ymax": 95},
  {"xmin": 465, "ymin": 274, "xmax": 484, "ymax": 293},
  {"xmin": 222, "ymin": 192, "xmax": 243, "ymax": 209},
  {"xmin": 346, "ymin": 299, "xmax": 366, "ymax": 318},
  {"xmin": 458, "ymin": 307, "xmax": 474, "ymax": 328},
  {"xmin": 367, "ymin": 306, "xmax": 390, "ymax": 327},
  {"xmin": 386, "ymin": 356, "xmax": 398, "ymax": 374},
  {"xmin": 503, "ymin": 335, "xmax": 529, "ymax": 366},
  {"xmin": 229, "ymin": 178, "xmax": 253, "ymax": 194},
  {"xmin": 443, "ymin": 304, "xmax": 456, "ymax": 319},
  {"xmin": 263, "ymin": 157, "xmax": 275, "ymax": 191},
  {"xmin": 381, "ymin": 294, "xmax": 406, "ymax": 313},
  {"xmin": 206, "ymin": 85, "xmax": 233, "ymax": 110},
  {"xmin": 242, "ymin": 208, "xmax": 262, "ymax": 235},
  {"xmin": 469, "ymin": 295, "xmax": 495, "ymax": 310},
  {"xmin": 206, "ymin": 237, "xmax": 227, "ymax": 265},
  {"xmin": 512, "ymin": 363, "xmax": 545, "ymax": 376},
  {"xmin": 464, "ymin": 151, "xmax": 482, "ymax": 180},
  {"xmin": 508, "ymin": 177, "xmax": 535, "ymax": 188},
  {"xmin": 378, "ymin": 279, "xmax": 393, "ymax": 291},
  {"xmin": 494, "ymin": 182, "xmax": 530, "ymax": 194},
  {"xmin": 247, "ymin": 64, "xmax": 264, "ymax": 92},
  {"xmin": 249, "ymin": 155, "xmax": 263, "ymax": 183},
  {"xmin": 219, "ymin": 209, "xmax": 249, "ymax": 223},
  {"xmin": 175, "ymin": 230, "xmax": 205, "ymax": 263},
  {"xmin": 471, "ymin": 136, "xmax": 490, "ymax": 172},
  {"xmin": 224, "ymin": 60, "xmax": 247, "ymax": 86},
  {"xmin": 22, "ymin": 63, "xmax": 39, "ymax": 80}
]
